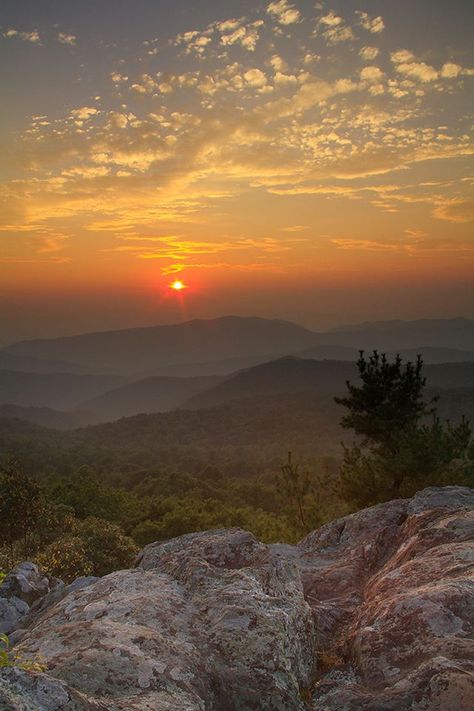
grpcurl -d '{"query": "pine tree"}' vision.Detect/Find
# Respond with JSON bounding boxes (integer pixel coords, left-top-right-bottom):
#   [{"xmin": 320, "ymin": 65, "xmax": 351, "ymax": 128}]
[{"xmin": 336, "ymin": 352, "xmax": 473, "ymax": 506}]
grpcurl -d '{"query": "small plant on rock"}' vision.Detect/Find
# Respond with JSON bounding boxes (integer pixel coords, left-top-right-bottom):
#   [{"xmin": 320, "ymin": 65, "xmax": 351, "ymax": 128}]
[{"xmin": 0, "ymin": 633, "xmax": 45, "ymax": 672}]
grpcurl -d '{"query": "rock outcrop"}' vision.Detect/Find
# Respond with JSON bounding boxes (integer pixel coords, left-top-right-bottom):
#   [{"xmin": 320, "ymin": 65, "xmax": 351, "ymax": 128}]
[
  {"xmin": 0, "ymin": 486, "xmax": 473, "ymax": 710},
  {"xmin": 0, "ymin": 562, "xmax": 61, "ymax": 636}
]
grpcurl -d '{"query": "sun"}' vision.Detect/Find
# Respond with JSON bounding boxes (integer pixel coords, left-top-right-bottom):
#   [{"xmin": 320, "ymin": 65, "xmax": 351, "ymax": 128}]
[{"xmin": 170, "ymin": 280, "xmax": 187, "ymax": 291}]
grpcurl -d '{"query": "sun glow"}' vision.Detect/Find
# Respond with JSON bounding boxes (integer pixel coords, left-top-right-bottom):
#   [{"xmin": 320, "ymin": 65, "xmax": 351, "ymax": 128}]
[{"xmin": 170, "ymin": 280, "xmax": 187, "ymax": 291}]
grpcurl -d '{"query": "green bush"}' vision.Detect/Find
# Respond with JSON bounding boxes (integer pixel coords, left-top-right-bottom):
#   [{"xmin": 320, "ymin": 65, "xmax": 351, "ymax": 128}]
[{"xmin": 37, "ymin": 517, "xmax": 138, "ymax": 582}]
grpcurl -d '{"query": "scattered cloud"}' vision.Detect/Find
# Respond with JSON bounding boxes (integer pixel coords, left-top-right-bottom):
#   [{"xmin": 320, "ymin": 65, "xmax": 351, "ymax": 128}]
[
  {"xmin": 267, "ymin": 1, "xmax": 301, "ymax": 26},
  {"xmin": 356, "ymin": 12, "xmax": 385, "ymax": 34},
  {"xmin": 359, "ymin": 46, "xmax": 379, "ymax": 61},
  {"xmin": 316, "ymin": 12, "xmax": 355, "ymax": 45},
  {"xmin": 395, "ymin": 61, "xmax": 438, "ymax": 83},
  {"xmin": 433, "ymin": 198, "xmax": 474, "ymax": 223},
  {"xmin": 1, "ymin": 2, "xmax": 472, "ymax": 275},
  {"xmin": 58, "ymin": 32, "xmax": 76, "ymax": 46},
  {"xmin": 3, "ymin": 28, "xmax": 41, "ymax": 43}
]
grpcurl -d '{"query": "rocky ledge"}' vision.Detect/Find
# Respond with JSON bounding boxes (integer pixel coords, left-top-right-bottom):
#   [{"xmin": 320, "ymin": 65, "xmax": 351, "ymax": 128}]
[{"xmin": 0, "ymin": 486, "xmax": 473, "ymax": 710}]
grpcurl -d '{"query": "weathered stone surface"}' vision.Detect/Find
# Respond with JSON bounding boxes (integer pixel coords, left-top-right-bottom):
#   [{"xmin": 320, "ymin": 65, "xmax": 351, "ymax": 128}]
[
  {"xmin": 0, "ymin": 595, "xmax": 29, "ymax": 636},
  {"xmin": 1, "ymin": 486, "xmax": 473, "ymax": 711},
  {"xmin": 299, "ymin": 487, "xmax": 474, "ymax": 710},
  {"xmin": 0, "ymin": 562, "xmax": 61, "ymax": 635},
  {"xmin": 0, "ymin": 667, "xmax": 106, "ymax": 710},
  {"xmin": 0, "ymin": 562, "xmax": 54, "ymax": 607},
  {"xmin": 10, "ymin": 529, "xmax": 316, "ymax": 710}
]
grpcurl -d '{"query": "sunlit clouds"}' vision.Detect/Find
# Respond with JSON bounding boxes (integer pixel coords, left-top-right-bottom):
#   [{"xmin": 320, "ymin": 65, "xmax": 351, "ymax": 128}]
[{"xmin": 0, "ymin": 0, "xmax": 473, "ymax": 328}]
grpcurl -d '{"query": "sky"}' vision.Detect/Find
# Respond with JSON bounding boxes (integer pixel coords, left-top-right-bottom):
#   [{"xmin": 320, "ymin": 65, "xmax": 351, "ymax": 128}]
[{"xmin": 1, "ymin": 0, "xmax": 473, "ymax": 345}]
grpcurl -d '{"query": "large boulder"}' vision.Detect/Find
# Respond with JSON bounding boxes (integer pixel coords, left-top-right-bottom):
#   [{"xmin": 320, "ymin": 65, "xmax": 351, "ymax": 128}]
[
  {"xmin": 0, "ymin": 563, "xmax": 61, "ymax": 635},
  {"xmin": 298, "ymin": 486, "xmax": 474, "ymax": 710},
  {"xmin": 0, "ymin": 486, "xmax": 472, "ymax": 710}
]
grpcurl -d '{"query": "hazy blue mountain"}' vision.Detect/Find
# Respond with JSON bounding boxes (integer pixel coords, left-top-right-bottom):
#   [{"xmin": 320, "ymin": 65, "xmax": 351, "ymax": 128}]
[
  {"xmin": 4, "ymin": 316, "xmax": 319, "ymax": 375},
  {"xmin": 0, "ymin": 404, "xmax": 93, "ymax": 430},
  {"xmin": 297, "ymin": 344, "xmax": 474, "ymax": 364},
  {"xmin": 0, "ymin": 370, "xmax": 128, "ymax": 409},
  {"xmin": 77, "ymin": 375, "xmax": 226, "ymax": 422},
  {"xmin": 149, "ymin": 352, "xmax": 288, "ymax": 377},
  {"xmin": 183, "ymin": 357, "xmax": 474, "ymax": 410},
  {"xmin": 183, "ymin": 357, "xmax": 357, "ymax": 409},
  {"xmin": 0, "ymin": 350, "xmax": 91, "ymax": 374},
  {"xmin": 324, "ymin": 318, "xmax": 474, "ymax": 350},
  {"xmin": 5, "ymin": 316, "xmax": 473, "ymax": 377}
]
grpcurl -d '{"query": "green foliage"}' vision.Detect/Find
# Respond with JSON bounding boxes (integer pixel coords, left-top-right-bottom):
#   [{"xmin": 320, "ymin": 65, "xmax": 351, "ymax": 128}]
[
  {"xmin": 337, "ymin": 353, "xmax": 473, "ymax": 507},
  {"xmin": 0, "ymin": 461, "xmax": 47, "ymax": 566},
  {"xmin": 276, "ymin": 452, "xmax": 343, "ymax": 538},
  {"xmin": 335, "ymin": 351, "xmax": 433, "ymax": 452},
  {"xmin": 47, "ymin": 466, "xmax": 142, "ymax": 525},
  {"xmin": 35, "ymin": 538, "xmax": 93, "ymax": 584},
  {"xmin": 73, "ymin": 517, "xmax": 138, "ymax": 577},
  {"xmin": 131, "ymin": 496, "xmax": 291, "ymax": 545},
  {"xmin": 37, "ymin": 517, "xmax": 138, "ymax": 582},
  {"xmin": 0, "ymin": 633, "xmax": 45, "ymax": 672}
]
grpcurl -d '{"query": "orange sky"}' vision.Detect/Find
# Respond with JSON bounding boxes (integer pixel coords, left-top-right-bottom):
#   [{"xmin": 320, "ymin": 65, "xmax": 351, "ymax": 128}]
[{"xmin": 1, "ymin": 0, "xmax": 473, "ymax": 344}]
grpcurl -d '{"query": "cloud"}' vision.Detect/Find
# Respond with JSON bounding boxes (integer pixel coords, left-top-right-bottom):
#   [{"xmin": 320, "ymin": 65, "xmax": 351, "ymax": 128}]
[
  {"xmin": 440, "ymin": 62, "xmax": 474, "ymax": 78},
  {"xmin": 58, "ymin": 32, "xmax": 76, "ymax": 46},
  {"xmin": 3, "ymin": 28, "xmax": 41, "ymax": 43},
  {"xmin": 267, "ymin": 1, "xmax": 301, "ymax": 25},
  {"xmin": 280, "ymin": 225, "xmax": 308, "ymax": 232},
  {"xmin": 70, "ymin": 106, "xmax": 99, "ymax": 124},
  {"xmin": 269, "ymin": 55, "xmax": 288, "ymax": 73},
  {"xmin": 433, "ymin": 198, "xmax": 474, "ymax": 223},
  {"xmin": 316, "ymin": 12, "xmax": 355, "ymax": 44},
  {"xmin": 111, "ymin": 72, "xmax": 128, "ymax": 83},
  {"xmin": 360, "ymin": 66, "xmax": 384, "ymax": 83},
  {"xmin": 390, "ymin": 49, "xmax": 415, "ymax": 64},
  {"xmin": 331, "ymin": 238, "xmax": 406, "ymax": 252},
  {"xmin": 244, "ymin": 68, "xmax": 268, "ymax": 88},
  {"xmin": 2, "ymin": 1, "xmax": 472, "ymax": 274},
  {"xmin": 220, "ymin": 23, "xmax": 261, "ymax": 51},
  {"xmin": 356, "ymin": 12, "xmax": 385, "ymax": 34},
  {"xmin": 274, "ymin": 71, "xmax": 298, "ymax": 86},
  {"xmin": 174, "ymin": 30, "xmax": 212, "ymax": 56},
  {"xmin": 359, "ymin": 46, "xmax": 379, "ymax": 61},
  {"xmin": 395, "ymin": 61, "xmax": 438, "ymax": 83}
]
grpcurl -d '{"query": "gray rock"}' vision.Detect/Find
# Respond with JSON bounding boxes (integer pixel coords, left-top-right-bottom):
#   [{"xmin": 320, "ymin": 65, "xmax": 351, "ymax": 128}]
[
  {"xmin": 0, "ymin": 667, "xmax": 106, "ymax": 710},
  {"xmin": 0, "ymin": 563, "xmax": 61, "ymax": 635},
  {"xmin": 1, "ymin": 486, "xmax": 473, "ymax": 711},
  {"xmin": 0, "ymin": 562, "xmax": 56, "ymax": 606},
  {"xmin": 0, "ymin": 596, "xmax": 29, "ymax": 635}
]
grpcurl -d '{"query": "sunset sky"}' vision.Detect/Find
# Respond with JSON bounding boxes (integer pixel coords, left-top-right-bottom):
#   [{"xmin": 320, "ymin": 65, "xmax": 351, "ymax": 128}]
[{"xmin": 1, "ymin": 0, "xmax": 473, "ymax": 345}]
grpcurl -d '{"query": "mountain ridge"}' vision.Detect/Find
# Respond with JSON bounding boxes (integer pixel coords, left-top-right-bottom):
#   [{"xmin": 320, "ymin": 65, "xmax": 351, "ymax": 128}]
[{"xmin": 4, "ymin": 316, "xmax": 473, "ymax": 378}]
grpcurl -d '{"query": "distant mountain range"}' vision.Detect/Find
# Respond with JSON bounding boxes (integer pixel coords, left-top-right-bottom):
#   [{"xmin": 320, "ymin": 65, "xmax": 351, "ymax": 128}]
[
  {"xmin": 77, "ymin": 375, "xmax": 225, "ymax": 422},
  {"xmin": 0, "ymin": 404, "xmax": 92, "ymax": 430},
  {"xmin": 1, "ymin": 356, "xmax": 473, "ymax": 428},
  {"xmin": 3, "ymin": 316, "xmax": 317, "ymax": 376},
  {"xmin": 325, "ymin": 317, "xmax": 474, "ymax": 349},
  {"xmin": 0, "ymin": 350, "xmax": 93, "ymax": 375},
  {"xmin": 183, "ymin": 357, "xmax": 474, "ymax": 410},
  {"xmin": 0, "ymin": 316, "xmax": 473, "ymax": 425},
  {"xmin": 3, "ymin": 316, "xmax": 474, "ymax": 378},
  {"xmin": 0, "ymin": 370, "xmax": 127, "ymax": 410}
]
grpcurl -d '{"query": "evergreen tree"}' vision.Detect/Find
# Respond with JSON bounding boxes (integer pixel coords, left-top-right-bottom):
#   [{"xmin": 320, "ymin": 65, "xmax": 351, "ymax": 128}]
[{"xmin": 336, "ymin": 352, "xmax": 473, "ymax": 506}]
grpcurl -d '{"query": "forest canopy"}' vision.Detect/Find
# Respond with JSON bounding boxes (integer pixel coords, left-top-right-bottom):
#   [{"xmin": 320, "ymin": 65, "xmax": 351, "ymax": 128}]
[{"xmin": 0, "ymin": 354, "xmax": 472, "ymax": 581}]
